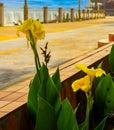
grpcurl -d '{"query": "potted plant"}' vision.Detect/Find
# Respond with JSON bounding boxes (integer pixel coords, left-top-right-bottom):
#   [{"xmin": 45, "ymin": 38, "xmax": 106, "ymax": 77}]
[{"xmin": 17, "ymin": 18, "xmax": 114, "ymax": 130}]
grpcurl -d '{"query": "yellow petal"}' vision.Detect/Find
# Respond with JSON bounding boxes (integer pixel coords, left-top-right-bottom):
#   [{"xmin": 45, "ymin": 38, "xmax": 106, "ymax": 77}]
[
  {"xmin": 75, "ymin": 63, "xmax": 105, "ymax": 80},
  {"xmin": 32, "ymin": 20, "xmax": 45, "ymax": 42},
  {"xmin": 16, "ymin": 18, "xmax": 45, "ymax": 45},
  {"xmin": 75, "ymin": 63, "xmax": 90, "ymax": 74},
  {"xmin": 72, "ymin": 75, "xmax": 92, "ymax": 93},
  {"xmin": 95, "ymin": 68, "xmax": 106, "ymax": 77}
]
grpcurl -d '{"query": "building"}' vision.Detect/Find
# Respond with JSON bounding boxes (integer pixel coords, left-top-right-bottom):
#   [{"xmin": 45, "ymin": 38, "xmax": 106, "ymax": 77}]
[{"xmin": 91, "ymin": 0, "xmax": 114, "ymax": 15}]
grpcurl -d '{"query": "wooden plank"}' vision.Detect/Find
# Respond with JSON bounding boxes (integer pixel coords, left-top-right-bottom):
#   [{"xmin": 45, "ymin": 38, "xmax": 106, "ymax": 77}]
[{"xmin": 59, "ymin": 43, "xmax": 114, "ymax": 82}]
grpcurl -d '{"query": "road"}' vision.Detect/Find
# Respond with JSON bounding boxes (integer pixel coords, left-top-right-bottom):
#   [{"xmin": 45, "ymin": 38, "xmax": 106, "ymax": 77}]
[{"xmin": 0, "ymin": 22, "xmax": 114, "ymax": 89}]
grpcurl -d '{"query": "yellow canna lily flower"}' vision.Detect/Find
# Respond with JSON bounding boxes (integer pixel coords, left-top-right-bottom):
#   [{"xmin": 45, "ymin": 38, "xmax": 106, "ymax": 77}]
[
  {"xmin": 75, "ymin": 63, "xmax": 106, "ymax": 78},
  {"xmin": 17, "ymin": 18, "xmax": 45, "ymax": 44},
  {"xmin": 72, "ymin": 63, "xmax": 106, "ymax": 93},
  {"xmin": 72, "ymin": 75, "xmax": 91, "ymax": 93}
]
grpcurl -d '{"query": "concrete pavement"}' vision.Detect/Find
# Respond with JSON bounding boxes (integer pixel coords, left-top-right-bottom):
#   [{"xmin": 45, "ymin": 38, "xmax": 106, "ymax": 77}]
[
  {"xmin": 1, "ymin": 16, "xmax": 114, "ymax": 41},
  {"xmin": 0, "ymin": 17, "xmax": 114, "ymax": 89}
]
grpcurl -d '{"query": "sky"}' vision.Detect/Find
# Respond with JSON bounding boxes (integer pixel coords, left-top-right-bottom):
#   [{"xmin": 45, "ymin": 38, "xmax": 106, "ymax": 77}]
[{"xmin": 0, "ymin": 0, "xmax": 90, "ymax": 9}]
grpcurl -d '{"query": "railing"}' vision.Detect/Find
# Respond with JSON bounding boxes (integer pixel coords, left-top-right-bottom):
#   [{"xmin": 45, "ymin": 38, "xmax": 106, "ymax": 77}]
[
  {"xmin": 0, "ymin": 3, "xmax": 106, "ymax": 26},
  {"xmin": 4, "ymin": 7, "xmax": 105, "ymax": 25},
  {"xmin": 0, "ymin": 42, "xmax": 113, "ymax": 130}
]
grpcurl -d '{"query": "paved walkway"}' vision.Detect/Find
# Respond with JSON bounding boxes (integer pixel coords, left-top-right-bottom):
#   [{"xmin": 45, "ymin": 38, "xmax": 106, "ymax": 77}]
[{"xmin": 0, "ymin": 16, "xmax": 114, "ymax": 41}]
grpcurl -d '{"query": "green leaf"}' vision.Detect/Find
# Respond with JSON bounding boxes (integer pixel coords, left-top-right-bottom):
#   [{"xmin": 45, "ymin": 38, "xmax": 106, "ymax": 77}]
[
  {"xmin": 111, "ymin": 76, "xmax": 114, "ymax": 82},
  {"xmin": 97, "ymin": 61, "xmax": 103, "ymax": 68},
  {"xmin": 52, "ymin": 68, "xmax": 61, "ymax": 91},
  {"xmin": 57, "ymin": 98, "xmax": 78, "ymax": 130},
  {"xmin": 38, "ymin": 64, "xmax": 49, "ymax": 99},
  {"xmin": 27, "ymin": 73, "xmax": 41, "ymax": 123},
  {"xmin": 109, "ymin": 44, "xmax": 114, "ymax": 72},
  {"xmin": 27, "ymin": 64, "xmax": 51, "ymax": 123},
  {"xmin": 95, "ymin": 74, "xmax": 114, "ymax": 119},
  {"xmin": 45, "ymin": 76, "xmax": 61, "ymax": 113},
  {"xmin": 94, "ymin": 75, "xmax": 104, "ymax": 88},
  {"xmin": 94, "ymin": 116, "xmax": 107, "ymax": 130},
  {"xmin": 35, "ymin": 96, "xmax": 57, "ymax": 130}
]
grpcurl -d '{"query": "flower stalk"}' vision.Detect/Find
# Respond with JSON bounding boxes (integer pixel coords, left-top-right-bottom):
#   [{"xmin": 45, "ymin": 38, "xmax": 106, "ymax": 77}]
[
  {"xmin": 40, "ymin": 42, "xmax": 51, "ymax": 67},
  {"xmin": 29, "ymin": 30, "xmax": 41, "ymax": 71},
  {"xmin": 17, "ymin": 18, "xmax": 45, "ymax": 72}
]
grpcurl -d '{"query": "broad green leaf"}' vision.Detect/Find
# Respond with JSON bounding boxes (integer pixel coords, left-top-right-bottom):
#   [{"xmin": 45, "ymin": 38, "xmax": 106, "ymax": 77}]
[
  {"xmin": 27, "ymin": 73, "xmax": 41, "ymax": 123},
  {"xmin": 95, "ymin": 74, "xmax": 114, "ymax": 119},
  {"xmin": 57, "ymin": 98, "xmax": 77, "ymax": 130},
  {"xmin": 27, "ymin": 64, "xmax": 51, "ymax": 123},
  {"xmin": 94, "ymin": 116, "xmax": 107, "ymax": 130},
  {"xmin": 39, "ymin": 64, "xmax": 49, "ymax": 86},
  {"xmin": 111, "ymin": 76, "xmax": 114, "ymax": 82},
  {"xmin": 45, "ymin": 76, "xmax": 61, "ymax": 113},
  {"xmin": 109, "ymin": 44, "xmax": 114, "ymax": 72},
  {"xmin": 35, "ymin": 96, "xmax": 57, "ymax": 130},
  {"xmin": 38, "ymin": 64, "xmax": 49, "ymax": 99},
  {"xmin": 94, "ymin": 75, "xmax": 104, "ymax": 88},
  {"xmin": 52, "ymin": 68, "xmax": 61, "ymax": 91}
]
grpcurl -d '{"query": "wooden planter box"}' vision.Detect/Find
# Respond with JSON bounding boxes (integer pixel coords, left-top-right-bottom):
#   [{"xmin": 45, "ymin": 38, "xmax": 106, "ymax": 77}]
[{"xmin": 0, "ymin": 43, "xmax": 114, "ymax": 130}]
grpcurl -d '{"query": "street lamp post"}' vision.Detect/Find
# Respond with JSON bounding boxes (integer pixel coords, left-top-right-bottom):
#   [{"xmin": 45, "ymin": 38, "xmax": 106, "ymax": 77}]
[
  {"xmin": 78, "ymin": 0, "xmax": 81, "ymax": 20},
  {"xmin": 24, "ymin": 0, "xmax": 28, "ymax": 20}
]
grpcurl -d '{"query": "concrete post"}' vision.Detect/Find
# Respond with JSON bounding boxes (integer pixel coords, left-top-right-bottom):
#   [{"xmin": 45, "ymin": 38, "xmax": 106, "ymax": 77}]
[
  {"xmin": 75, "ymin": 13, "xmax": 78, "ymax": 21},
  {"xmin": 103, "ymin": 10, "xmax": 106, "ymax": 18},
  {"xmin": 96, "ymin": 10, "xmax": 98, "ymax": 19},
  {"xmin": 94, "ymin": 10, "xmax": 97, "ymax": 19},
  {"xmin": 0, "ymin": 3, "xmax": 4, "ymax": 26},
  {"xmin": 78, "ymin": 9, "xmax": 81, "ymax": 20},
  {"xmin": 78, "ymin": 0, "xmax": 81, "ymax": 20},
  {"xmin": 70, "ymin": 8, "xmax": 74, "ymax": 22},
  {"xmin": 85, "ymin": 10, "xmax": 87, "ymax": 20},
  {"xmin": 43, "ymin": 6, "xmax": 48, "ymax": 23},
  {"xmin": 87, "ymin": 10, "xmax": 89, "ymax": 20},
  {"xmin": 82, "ymin": 9, "xmax": 85, "ymax": 20},
  {"xmin": 24, "ymin": 0, "xmax": 28, "ymax": 20},
  {"xmin": 58, "ymin": 7, "xmax": 62, "ymax": 22},
  {"xmin": 90, "ymin": 10, "xmax": 93, "ymax": 19}
]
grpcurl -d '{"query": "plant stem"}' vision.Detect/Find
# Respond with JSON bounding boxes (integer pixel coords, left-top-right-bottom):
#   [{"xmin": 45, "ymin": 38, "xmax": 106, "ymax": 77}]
[{"xmin": 33, "ymin": 45, "xmax": 41, "ymax": 69}]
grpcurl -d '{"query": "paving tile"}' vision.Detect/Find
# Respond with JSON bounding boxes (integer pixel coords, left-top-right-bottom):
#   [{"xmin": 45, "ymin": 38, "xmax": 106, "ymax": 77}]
[
  {"xmin": 0, "ymin": 101, "xmax": 10, "ymax": 108},
  {"xmin": 1, "ymin": 92, "xmax": 25, "ymax": 102}
]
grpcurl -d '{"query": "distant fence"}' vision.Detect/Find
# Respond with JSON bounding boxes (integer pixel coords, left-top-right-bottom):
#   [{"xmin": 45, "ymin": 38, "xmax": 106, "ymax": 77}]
[{"xmin": 0, "ymin": 3, "xmax": 106, "ymax": 26}]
